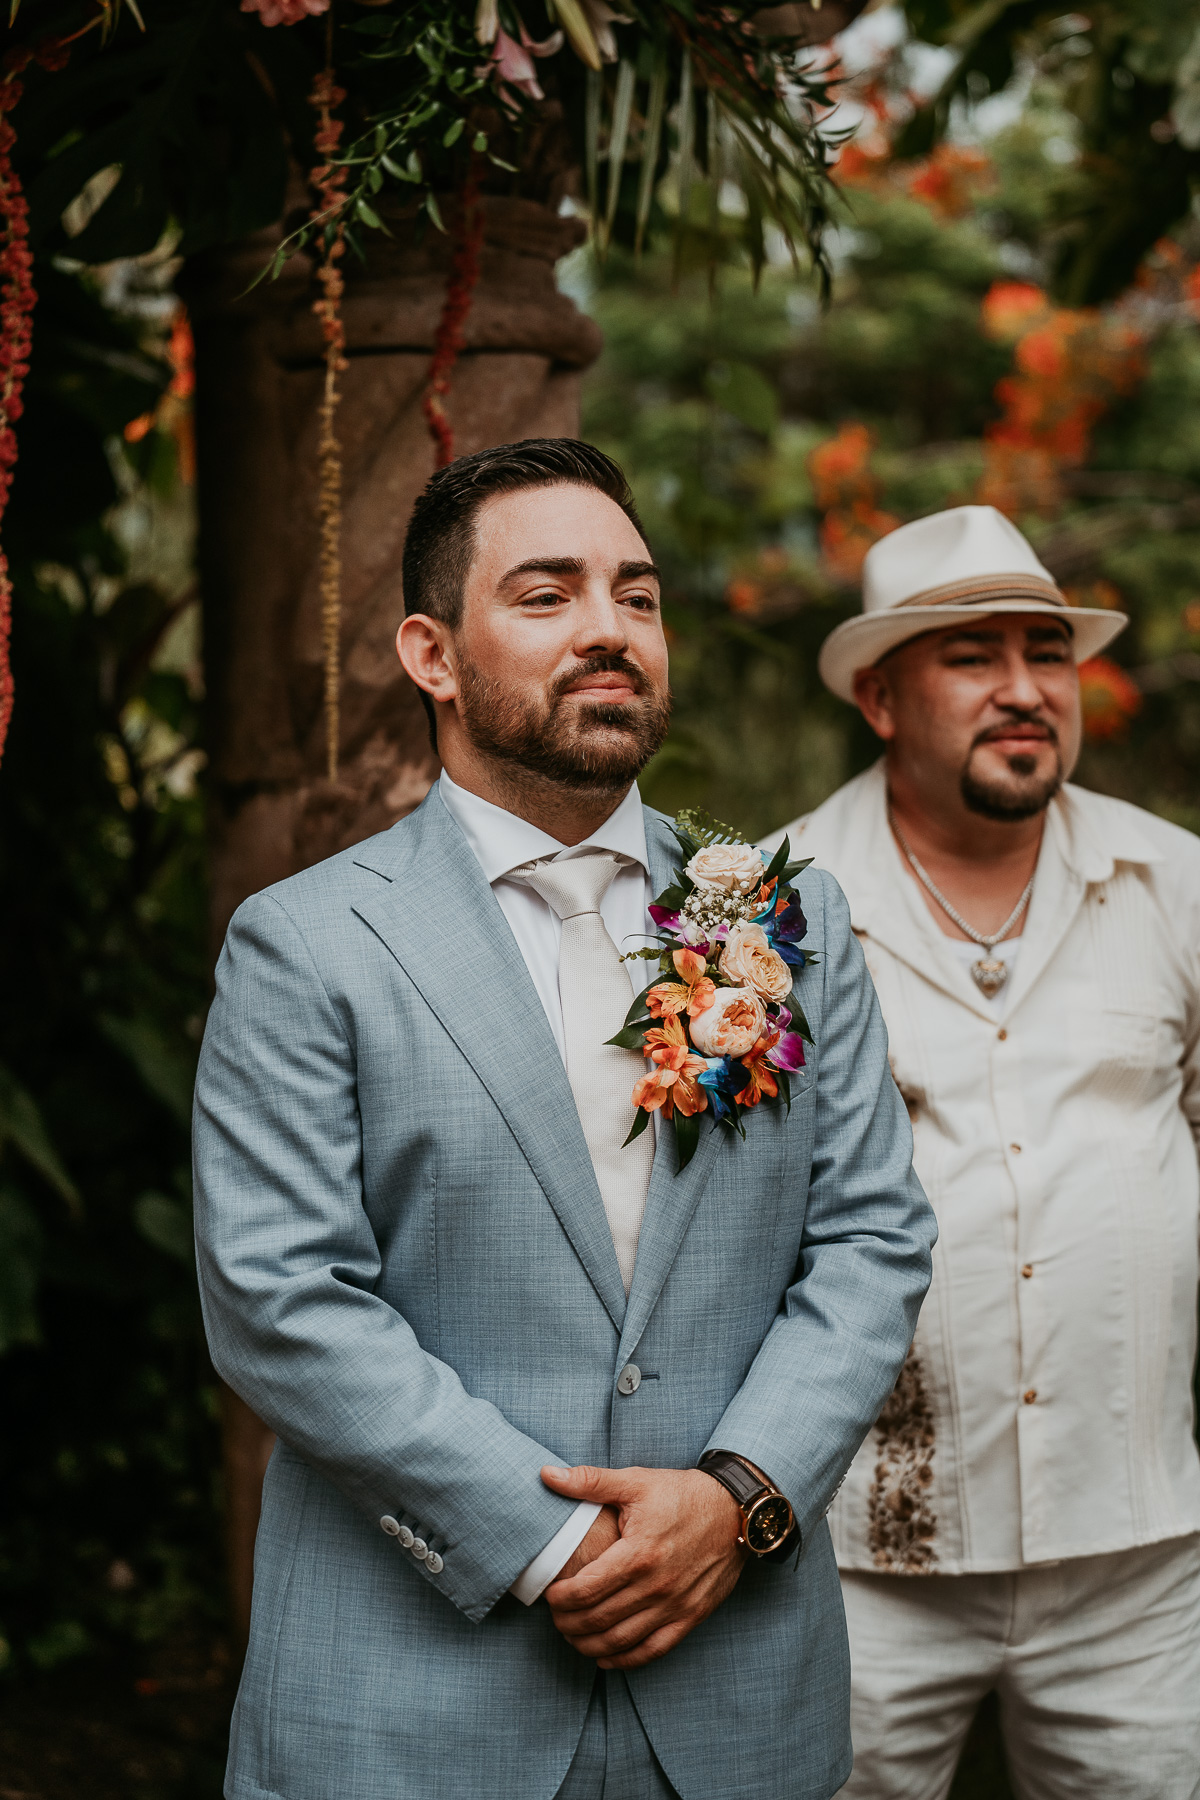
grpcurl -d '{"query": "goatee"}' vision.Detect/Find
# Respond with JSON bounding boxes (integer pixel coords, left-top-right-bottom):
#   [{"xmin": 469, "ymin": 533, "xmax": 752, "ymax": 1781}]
[
  {"xmin": 961, "ymin": 743, "xmax": 1064, "ymax": 822},
  {"xmin": 457, "ymin": 652, "xmax": 671, "ymax": 792}
]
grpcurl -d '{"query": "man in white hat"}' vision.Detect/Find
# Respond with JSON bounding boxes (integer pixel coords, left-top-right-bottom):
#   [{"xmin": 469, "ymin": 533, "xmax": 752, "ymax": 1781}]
[{"xmin": 767, "ymin": 505, "xmax": 1200, "ymax": 1798}]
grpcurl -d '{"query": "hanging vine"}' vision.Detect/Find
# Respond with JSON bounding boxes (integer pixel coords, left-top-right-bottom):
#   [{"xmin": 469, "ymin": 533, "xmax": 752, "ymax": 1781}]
[
  {"xmin": 0, "ymin": 42, "xmax": 67, "ymax": 772},
  {"xmin": 421, "ymin": 163, "xmax": 484, "ymax": 469},
  {"xmin": 308, "ymin": 62, "xmax": 349, "ymax": 784}
]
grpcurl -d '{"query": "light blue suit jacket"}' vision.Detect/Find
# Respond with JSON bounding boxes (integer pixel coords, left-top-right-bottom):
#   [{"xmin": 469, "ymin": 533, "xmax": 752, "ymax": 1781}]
[{"xmin": 193, "ymin": 786, "xmax": 935, "ymax": 1800}]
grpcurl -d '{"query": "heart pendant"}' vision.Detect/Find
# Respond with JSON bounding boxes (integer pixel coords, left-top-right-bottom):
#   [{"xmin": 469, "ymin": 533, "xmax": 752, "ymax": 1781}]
[{"xmin": 971, "ymin": 957, "xmax": 1007, "ymax": 999}]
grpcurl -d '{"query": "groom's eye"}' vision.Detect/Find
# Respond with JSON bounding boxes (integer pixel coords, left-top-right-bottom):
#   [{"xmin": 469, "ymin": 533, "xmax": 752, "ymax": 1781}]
[{"xmin": 524, "ymin": 591, "xmax": 563, "ymax": 607}]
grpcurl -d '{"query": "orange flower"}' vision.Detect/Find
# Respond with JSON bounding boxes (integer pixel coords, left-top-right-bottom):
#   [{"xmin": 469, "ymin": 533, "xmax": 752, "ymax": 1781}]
[
  {"xmin": 647, "ymin": 982, "xmax": 691, "ymax": 1018},
  {"xmin": 669, "ymin": 947, "xmax": 703, "ymax": 981},
  {"xmin": 645, "ymin": 1015, "xmax": 687, "ymax": 1055},
  {"xmin": 632, "ymin": 1033, "xmax": 709, "ymax": 1120},
  {"xmin": 734, "ymin": 1033, "xmax": 781, "ymax": 1107},
  {"xmin": 648, "ymin": 949, "xmax": 716, "ymax": 1019},
  {"xmin": 1079, "ymin": 656, "xmax": 1142, "ymax": 740}
]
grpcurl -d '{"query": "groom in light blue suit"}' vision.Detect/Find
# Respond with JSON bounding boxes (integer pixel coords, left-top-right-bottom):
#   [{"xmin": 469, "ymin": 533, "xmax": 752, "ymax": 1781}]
[{"xmin": 194, "ymin": 439, "xmax": 935, "ymax": 1800}]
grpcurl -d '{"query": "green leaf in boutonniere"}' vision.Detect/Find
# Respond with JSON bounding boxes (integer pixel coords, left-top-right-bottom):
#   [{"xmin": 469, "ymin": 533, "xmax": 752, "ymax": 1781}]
[
  {"xmin": 606, "ymin": 1021, "xmax": 653, "ymax": 1049},
  {"xmin": 622, "ymin": 1108, "xmax": 652, "ymax": 1148},
  {"xmin": 673, "ymin": 1109, "xmax": 700, "ymax": 1170}
]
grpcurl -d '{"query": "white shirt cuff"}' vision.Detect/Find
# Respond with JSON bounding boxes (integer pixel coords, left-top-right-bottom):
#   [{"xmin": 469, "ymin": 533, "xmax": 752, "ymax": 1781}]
[{"xmin": 509, "ymin": 1502, "xmax": 602, "ymax": 1606}]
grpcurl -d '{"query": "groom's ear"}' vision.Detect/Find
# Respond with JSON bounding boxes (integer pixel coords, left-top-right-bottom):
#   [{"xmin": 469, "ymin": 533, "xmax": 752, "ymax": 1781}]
[{"xmin": 396, "ymin": 614, "xmax": 459, "ymax": 706}]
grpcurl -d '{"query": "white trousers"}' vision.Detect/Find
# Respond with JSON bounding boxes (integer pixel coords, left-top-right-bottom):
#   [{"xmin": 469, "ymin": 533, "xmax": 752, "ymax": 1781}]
[{"xmin": 839, "ymin": 1534, "xmax": 1200, "ymax": 1800}]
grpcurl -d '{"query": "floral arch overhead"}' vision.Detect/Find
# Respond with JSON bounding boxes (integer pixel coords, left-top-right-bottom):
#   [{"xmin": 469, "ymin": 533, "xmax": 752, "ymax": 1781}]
[{"xmin": 0, "ymin": 0, "xmax": 863, "ymax": 775}]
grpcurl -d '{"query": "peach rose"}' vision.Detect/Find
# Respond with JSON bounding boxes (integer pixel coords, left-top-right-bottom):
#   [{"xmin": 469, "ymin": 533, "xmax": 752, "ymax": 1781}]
[
  {"xmin": 684, "ymin": 843, "xmax": 765, "ymax": 895},
  {"xmin": 719, "ymin": 925, "xmax": 793, "ymax": 1002},
  {"xmin": 689, "ymin": 987, "xmax": 767, "ymax": 1058}
]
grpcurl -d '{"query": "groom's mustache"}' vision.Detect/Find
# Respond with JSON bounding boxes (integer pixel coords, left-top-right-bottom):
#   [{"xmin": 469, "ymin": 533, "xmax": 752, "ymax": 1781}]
[{"xmin": 549, "ymin": 653, "xmax": 651, "ymax": 702}]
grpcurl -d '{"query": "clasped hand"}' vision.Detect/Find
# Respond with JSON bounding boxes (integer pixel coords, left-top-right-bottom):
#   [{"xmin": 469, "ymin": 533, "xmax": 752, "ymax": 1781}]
[{"xmin": 538, "ymin": 1463, "xmax": 746, "ymax": 1670}]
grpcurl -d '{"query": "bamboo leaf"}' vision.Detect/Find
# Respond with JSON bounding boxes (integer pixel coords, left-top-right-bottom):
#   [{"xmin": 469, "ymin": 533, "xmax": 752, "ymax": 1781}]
[
  {"xmin": 675, "ymin": 49, "xmax": 695, "ymax": 256},
  {"xmin": 634, "ymin": 48, "xmax": 668, "ymax": 257},
  {"xmin": 550, "ymin": 0, "xmax": 603, "ymax": 71},
  {"xmin": 603, "ymin": 59, "xmax": 636, "ymax": 252},
  {"xmin": 585, "ymin": 67, "xmax": 602, "ymax": 238},
  {"xmin": 707, "ymin": 86, "xmax": 721, "ymax": 240}
]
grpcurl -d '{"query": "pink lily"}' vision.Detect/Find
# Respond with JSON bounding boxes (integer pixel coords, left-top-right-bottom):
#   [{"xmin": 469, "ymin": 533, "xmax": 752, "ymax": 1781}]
[
  {"xmin": 488, "ymin": 20, "xmax": 564, "ymax": 101},
  {"xmin": 240, "ymin": 0, "xmax": 328, "ymax": 26}
]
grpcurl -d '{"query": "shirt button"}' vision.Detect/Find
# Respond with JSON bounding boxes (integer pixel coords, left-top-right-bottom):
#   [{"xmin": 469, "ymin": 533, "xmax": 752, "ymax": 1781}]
[
  {"xmin": 617, "ymin": 1363, "xmax": 642, "ymax": 1396},
  {"xmin": 380, "ymin": 1515, "xmax": 401, "ymax": 1536},
  {"xmin": 398, "ymin": 1526, "xmax": 415, "ymax": 1549},
  {"xmin": 1021, "ymin": 1263, "xmax": 1033, "ymax": 1279},
  {"xmin": 1024, "ymin": 1389, "xmax": 1037, "ymax": 1404},
  {"xmin": 424, "ymin": 1551, "xmax": 444, "ymax": 1575},
  {"xmin": 411, "ymin": 1538, "xmax": 428, "ymax": 1559},
  {"xmin": 1010, "ymin": 1142, "xmax": 1022, "ymax": 1154},
  {"xmin": 997, "ymin": 1028, "xmax": 1007, "ymax": 1042}
]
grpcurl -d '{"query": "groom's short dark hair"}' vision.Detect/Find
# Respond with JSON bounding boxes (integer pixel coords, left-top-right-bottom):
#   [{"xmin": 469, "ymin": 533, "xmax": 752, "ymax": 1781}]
[{"xmin": 402, "ymin": 438, "xmax": 648, "ymax": 631}]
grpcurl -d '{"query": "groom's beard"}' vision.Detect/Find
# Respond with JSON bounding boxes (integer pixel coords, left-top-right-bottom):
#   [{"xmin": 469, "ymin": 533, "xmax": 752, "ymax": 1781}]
[{"xmin": 456, "ymin": 651, "xmax": 671, "ymax": 790}]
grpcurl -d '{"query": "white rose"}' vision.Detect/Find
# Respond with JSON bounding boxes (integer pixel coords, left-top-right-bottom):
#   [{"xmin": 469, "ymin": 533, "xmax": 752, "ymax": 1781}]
[
  {"xmin": 685, "ymin": 843, "xmax": 765, "ymax": 895},
  {"xmin": 689, "ymin": 987, "xmax": 767, "ymax": 1059},
  {"xmin": 719, "ymin": 924, "xmax": 793, "ymax": 1002}
]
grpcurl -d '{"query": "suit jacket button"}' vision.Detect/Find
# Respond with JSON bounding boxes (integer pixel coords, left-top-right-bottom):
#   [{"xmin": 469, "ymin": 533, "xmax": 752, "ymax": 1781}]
[
  {"xmin": 380, "ymin": 1515, "xmax": 401, "ymax": 1536},
  {"xmin": 398, "ymin": 1526, "xmax": 415, "ymax": 1548},
  {"xmin": 617, "ymin": 1364, "xmax": 641, "ymax": 1396},
  {"xmin": 424, "ymin": 1551, "xmax": 444, "ymax": 1574},
  {"xmin": 411, "ymin": 1538, "xmax": 428, "ymax": 1558}
]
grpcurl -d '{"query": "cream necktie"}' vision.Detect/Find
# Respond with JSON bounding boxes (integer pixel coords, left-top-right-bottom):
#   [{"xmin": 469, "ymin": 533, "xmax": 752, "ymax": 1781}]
[{"xmin": 512, "ymin": 850, "xmax": 654, "ymax": 1294}]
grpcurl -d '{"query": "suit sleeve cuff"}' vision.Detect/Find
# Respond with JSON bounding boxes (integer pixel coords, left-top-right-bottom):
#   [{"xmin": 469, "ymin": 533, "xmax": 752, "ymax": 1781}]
[{"xmin": 509, "ymin": 1502, "xmax": 601, "ymax": 1606}]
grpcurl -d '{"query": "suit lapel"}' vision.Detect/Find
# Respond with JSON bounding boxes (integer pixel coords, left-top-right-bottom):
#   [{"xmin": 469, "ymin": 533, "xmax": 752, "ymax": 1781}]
[
  {"xmin": 618, "ymin": 810, "xmax": 729, "ymax": 1357},
  {"xmin": 351, "ymin": 787, "xmax": 627, "ymax": 1330}
]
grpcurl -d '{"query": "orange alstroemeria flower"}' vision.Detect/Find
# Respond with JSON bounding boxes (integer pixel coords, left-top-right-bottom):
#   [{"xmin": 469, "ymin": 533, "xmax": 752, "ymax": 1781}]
[
  {"xmin": 632, "ymin": 1052, "xmax": 709, "ymax": 1120},
  {"xmin": 648, "ymin": 952, "xmax": 716, "ymax": 1020},
  {"xmin": 647, "ymin": 982, "xmax": 691, "ymax": 1018},
  {"xmin": 734, "ymin": 1032, "xmax": 781, "ymax": 1107},
  {"xmin": 672, "ymin": 948, "xmax": 708, "ymax": 984},
  {"xmin": 633, "ymin": 1014, "xmax": 709, "ymax": 1119}
]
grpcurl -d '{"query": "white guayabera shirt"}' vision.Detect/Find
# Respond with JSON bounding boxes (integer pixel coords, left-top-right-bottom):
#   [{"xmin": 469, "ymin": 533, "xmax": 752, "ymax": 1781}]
[{"xmin": 766, "ymin": 760, "xmax": 1200, "ymax": 1574}]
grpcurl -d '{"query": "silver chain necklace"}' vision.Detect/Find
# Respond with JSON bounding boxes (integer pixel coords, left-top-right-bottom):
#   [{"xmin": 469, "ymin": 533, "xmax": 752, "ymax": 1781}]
[{"xmin": 888, "ymin": 811, "xmax": 1035, "ymax": 1000}]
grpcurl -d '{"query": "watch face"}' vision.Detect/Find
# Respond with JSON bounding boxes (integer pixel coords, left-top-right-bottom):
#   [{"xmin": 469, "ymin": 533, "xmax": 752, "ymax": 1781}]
[{"xmin": 745, "ymin": 1493, "xmax": 794, "ymax": 1554}]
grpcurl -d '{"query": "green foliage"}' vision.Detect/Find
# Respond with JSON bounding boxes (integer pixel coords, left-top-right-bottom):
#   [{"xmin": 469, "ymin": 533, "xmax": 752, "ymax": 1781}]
[
  {"xmin": 0, "ymin": 261, "xmax": 217, "ymax": 1677},
  {"xmin": 898, "ymin": 1, "xmax": 1200, "ymax": 302},
  {"xmin": 6, "ymin": 0, "xmax": 843, "ymax": 284},
  {"xmin": 580, "ymin": 88, "xmax": 1200, "ymax": 837}
]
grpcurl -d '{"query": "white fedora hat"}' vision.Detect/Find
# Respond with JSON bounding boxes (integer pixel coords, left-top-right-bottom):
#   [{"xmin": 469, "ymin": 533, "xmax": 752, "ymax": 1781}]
[{"xmin": 817, "ymin": 505, "xmax": 1128, "ymax": 703}]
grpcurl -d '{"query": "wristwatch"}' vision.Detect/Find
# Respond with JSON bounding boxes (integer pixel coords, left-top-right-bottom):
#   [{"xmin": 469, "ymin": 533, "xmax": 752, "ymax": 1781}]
[{"xmin": 697, "ymin": 1450, "xmax": 798, "ymax": 1557}]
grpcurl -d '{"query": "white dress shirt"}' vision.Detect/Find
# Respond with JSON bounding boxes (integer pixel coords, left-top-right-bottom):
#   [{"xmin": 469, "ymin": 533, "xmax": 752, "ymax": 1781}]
[
  {"xmin": 768, "ymin": 761, "xmax": 1200, "ymax": 1574},
  {"xmin": 438, "ymin": 771, "xmax": 655, "ymax": 1603}
]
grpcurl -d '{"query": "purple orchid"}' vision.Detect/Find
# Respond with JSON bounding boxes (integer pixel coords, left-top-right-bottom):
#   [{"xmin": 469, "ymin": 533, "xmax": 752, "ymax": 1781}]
[
  {"xmin": 762, "ymin": 894, "xmax": 809, "ymax": 968},
  {"xmin": 765, "ymin": 1004, "xmax": 806, "ymax": 1072}
]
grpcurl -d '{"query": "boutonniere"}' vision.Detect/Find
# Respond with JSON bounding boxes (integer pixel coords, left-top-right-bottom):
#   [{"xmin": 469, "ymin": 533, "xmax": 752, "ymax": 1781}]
[{"xmin": 609, "ymin": 810, "xmax": 815, "ymax": 1170}]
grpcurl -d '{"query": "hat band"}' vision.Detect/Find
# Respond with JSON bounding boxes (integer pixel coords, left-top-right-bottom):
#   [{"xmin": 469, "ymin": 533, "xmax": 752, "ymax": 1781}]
[{"xmin": 889, "ymin": 572, "xmax": 1066, "ymax": 611}]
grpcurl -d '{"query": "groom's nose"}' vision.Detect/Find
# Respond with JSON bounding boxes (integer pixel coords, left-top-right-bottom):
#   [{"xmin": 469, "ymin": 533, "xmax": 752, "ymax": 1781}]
[{"xmin": 572, "ymin": 586, "xmax": 630, "ymax": 656}]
